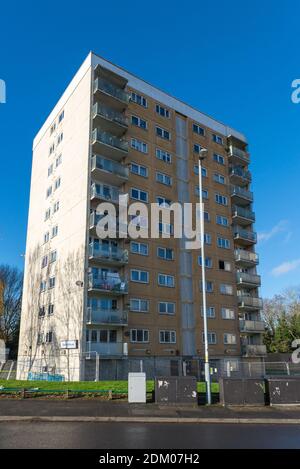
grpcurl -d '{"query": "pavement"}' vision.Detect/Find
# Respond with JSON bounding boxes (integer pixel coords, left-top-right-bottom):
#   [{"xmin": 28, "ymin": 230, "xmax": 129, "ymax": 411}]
[{"xmin": 1, "ymin": 399, "xmax": 300, "ymax": 423}]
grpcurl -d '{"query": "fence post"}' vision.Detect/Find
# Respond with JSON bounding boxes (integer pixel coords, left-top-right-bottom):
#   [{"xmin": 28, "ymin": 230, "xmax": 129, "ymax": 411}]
[
  {"xmin": 108, "ymin": 389, "xmax": 112, "ymax": 400},
  {"xmin": 226, "ymin": 360, "xmax": 231, "ymax": 378},
  {"xmin": 286, "ymin": 362, "xmax": 290, "ymax": 376},
  {"xmin": 248, "ymin": 362, "xmax": 252, "ymax": 378},
  {"xmin": 95, "ymin": 353, "xmax": 99, "ymax": 381}
]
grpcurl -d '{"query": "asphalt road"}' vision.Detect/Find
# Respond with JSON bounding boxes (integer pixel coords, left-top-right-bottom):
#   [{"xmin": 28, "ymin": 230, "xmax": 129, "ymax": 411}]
[{"xmin": 1, "ymin": 422, "xmax": 300, "ymax": 449}]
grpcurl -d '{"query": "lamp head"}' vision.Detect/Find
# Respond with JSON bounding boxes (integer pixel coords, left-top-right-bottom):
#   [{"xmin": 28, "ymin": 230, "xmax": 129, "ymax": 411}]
[{"xmin": 199, "ymin": 147, "xmax": 208, "ymax": 161}]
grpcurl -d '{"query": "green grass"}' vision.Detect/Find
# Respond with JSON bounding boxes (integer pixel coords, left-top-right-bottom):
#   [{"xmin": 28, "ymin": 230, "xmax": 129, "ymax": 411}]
[{"xmin": 0, "ymin": 379, "xmax": 219, "ymax": 394}]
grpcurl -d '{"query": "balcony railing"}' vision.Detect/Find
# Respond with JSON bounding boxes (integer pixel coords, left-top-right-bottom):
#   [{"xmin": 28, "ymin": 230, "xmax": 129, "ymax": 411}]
[
  {"xmin": 234, "ymin": 249, "xmax": 259, "ymax": 265},
  {"xmin": 238, "ymin": 296, "xmax": 263, "ymax": 309},
  {"xmin": 232, "ymin": 205, "xmax": 255, "ymax": 222},
  {"xmin": 242, "ymin": 344, "xmax": 267, "ymax": 356},
  {"xmin": 91, "ymin": 182, "xmax": 122, "ymax": 203},
  {"xmin": 86, "ymin": 340, "xmax": 125, "ymax": 356},
  {"xmin": 230, "ymin": 185, "xmax": 253, "ymax": 202},
  {"xmin": 91, "ymin": 155, "xmax": 129, "ymax": 180},
  {"xmin": 236, "ymin": 272, "xmax": 261, "ymax": 286},
  {"xmin": 89, "ymin": 212, "xmax": 128, "ymax": 238},
  {"xmin": 229, "ymin": 146, "xmax": 249, "ymax": 164},
  {"xmin": 229, "ymin": 167, "xmax": 251, "ymax": 182},
  {"xmin": 239, "ymin": 320, "xmax": 265, "ymax": 333},
  {"xmin": 87, "ymin": 307, "xmax": 128, "ymax": 325},
  {"xmin": 89, "ymin": 242, "xmax": 128, "ymax": 264},
  {"xmin": 94, "ymin": 78, "xmax": 130, "ymax": 105},
  {"xmin": 233, "ymin": 227, "xmax": 257, "ymax": 243},
  {"xmin": 92, "ymin": 102, "xmax": 128, "ymax": 128},
  {"xmin": 88, "ymin": 273, "xmax": 128, "ymax": 294},
  {"xmin": 92, "ymin": 129, "xmax": 128, "ymax": 153}
]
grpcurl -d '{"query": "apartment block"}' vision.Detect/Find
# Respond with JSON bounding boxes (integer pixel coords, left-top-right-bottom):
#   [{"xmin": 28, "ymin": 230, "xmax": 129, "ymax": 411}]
[{"xmin": 17, "ymin": 52, "xmax": 265, "ymax": 381}]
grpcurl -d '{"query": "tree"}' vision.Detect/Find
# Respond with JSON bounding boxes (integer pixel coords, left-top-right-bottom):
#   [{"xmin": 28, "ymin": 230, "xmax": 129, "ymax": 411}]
[{"xmin": 0, "ymin": 264, "xmax": 23, "ymax": 358}]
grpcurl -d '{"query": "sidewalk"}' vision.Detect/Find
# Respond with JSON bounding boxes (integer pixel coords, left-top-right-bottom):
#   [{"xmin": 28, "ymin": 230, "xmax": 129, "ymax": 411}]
[{"xmin": 1, "ymin": 399, "xmax": 300, "ymax": 423}]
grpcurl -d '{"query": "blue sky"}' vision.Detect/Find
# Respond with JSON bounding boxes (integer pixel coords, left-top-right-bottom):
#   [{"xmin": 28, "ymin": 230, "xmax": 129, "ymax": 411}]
[{"xmin": 0, "ymin": 0, "xmax": 299, "ymax": 298}]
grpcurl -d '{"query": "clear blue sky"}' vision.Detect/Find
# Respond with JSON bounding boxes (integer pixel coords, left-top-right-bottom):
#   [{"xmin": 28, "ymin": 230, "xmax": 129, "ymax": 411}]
[{"xmin": 0, "ymin": 0, "xmax": 299, "ymax": 298}]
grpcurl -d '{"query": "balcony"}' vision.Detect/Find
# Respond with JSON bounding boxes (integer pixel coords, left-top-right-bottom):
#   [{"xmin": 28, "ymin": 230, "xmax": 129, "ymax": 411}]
[
  {"xmin": 90, "ymin": 182, "xmax": 124, "ymax": 204},
  {"xmin": 91, "ymin": 154, "xmax": 129, "ymax": 186},
  {"xmin": 89, "ymin": 211, "xmax": 128, "ymax": 238},
  {"xmin": 87, "ymin": 307, "xmax": 128, "ymax": 326},
  {"xmin": 242, "ymin": 344, "xmax": 267, "ymax": 357},
  {"xmin": 88, "ymin": 273, "xmax": 128, "ymax": 295},
  {"xmin": 232, "ymin": 205, "xmax": 255, "ymax": 226},
  {"xmin": 229, "ymin": 167, "xmax": 251, "ymax": 186},
  {"xmin": 236, "ymin": 272, "xmax": 261, "ymax": 288},
  {"xmin": 93, "ymin": 77, "xmax": 130, "ymax": 111},
  {"xmin": 89, "ymin": 242, "xmax": 128, "ymax": 266},
  {"xmin": 86, "ymin": 340, "xmax": 125, "ymax": 357},
  {"xmin": 234, "ymin": 249, "xmax": 259, "ymax": 267},
  {"xmin": 92, "ymin": 129, "xmax": 128, "ymax": 161},
  {"xmin": 233, "ymin": 227, "xmax": 257, "ymax": 246},
  {"xmin": 238, "ymin": 296, "xmax": 263, "ymax": 310},
  {"xmin": 239, "ymin": 320, "xmax": 265, "ymax": 333},
  {"xmin": 230, "ymin": 185, "xmax": 253, "ymax": 206},
  {"xmin": 92, "ymin": 103, "xmax": 128, "ymax": 136},
  {"xmin": 228, "ymin": 146, "xmax": 249, "ymax": 166}
]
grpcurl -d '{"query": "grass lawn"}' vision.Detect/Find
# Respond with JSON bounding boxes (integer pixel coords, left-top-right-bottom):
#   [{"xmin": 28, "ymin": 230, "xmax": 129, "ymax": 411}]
[{"xmin": 0, "ymin": 379, "xmax": 219, "ymax": 394}]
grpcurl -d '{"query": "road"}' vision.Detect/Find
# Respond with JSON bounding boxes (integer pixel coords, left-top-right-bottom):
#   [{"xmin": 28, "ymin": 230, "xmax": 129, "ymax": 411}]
[{"xmin": 1, "ymin": 422, "xmax": 300, "ymax": 449}]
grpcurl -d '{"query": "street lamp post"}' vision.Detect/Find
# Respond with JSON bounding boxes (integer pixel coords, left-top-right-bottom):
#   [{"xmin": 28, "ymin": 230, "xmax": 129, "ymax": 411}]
[{"xmin": 198, "ymin": 148, "xmax": 211, "ymax": 405}]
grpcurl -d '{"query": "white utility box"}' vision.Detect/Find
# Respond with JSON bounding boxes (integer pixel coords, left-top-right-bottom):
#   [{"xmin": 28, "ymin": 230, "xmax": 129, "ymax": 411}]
[{"xmin": 128, "ymin": 372, "xmax": 146, "ymax": 403}]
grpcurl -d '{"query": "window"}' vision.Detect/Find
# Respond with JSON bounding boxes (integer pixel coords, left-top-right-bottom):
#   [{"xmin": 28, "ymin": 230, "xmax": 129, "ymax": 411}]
[
  {"xmin": 131, "ymin": 138, "xmax": 148, "ymax": 153},
  {"xmin": 130, "ymin": 187, "xmax": 148, "ymax": 202},
  {"xmin": 156, "ymin": 126, "xmax": 170, "ymax": 140},
  {"xmin": 58, "ymin": 110, "xmax": 64, "ymax": 123},
  {"xmin": 193, "ymin": 143, "xmax": 202, "ymax": 154},
  {"xmin": 219, "ymin": 260, "xmax": 231, "ymax": 271},
  {"xmin": 216, "ymin": 215, "xmax": 229, "ymax": 227},
  {"xmin": 193, "ymin": 123, "xmax": 205, "ymax": 136},
  {"xmin": 130, "ymin": 299, "xmax": 149, "ymax": 313},
  {"xmin": 195, "ymin": 186, "xmax": 208, "ymax": 198},
  {"xmin": 40, "ymin": 280, "xmax": 47, "ymax": 292},
  {"xmin": 214, "ymin": 173, "xmax": 226, "ymax": 184},
  {"xmin": 54, "ymin": 177, "xmax": 61, "ymax": 190},
  {"xmin": 156, "ymin": 196, "xmax": 172, "ymax": 207},
  {"xmin": 204, "ymin": 233, "xmax": 212, "ymax": 245},
  {"xmin": 156, "ymin": 171, "xmax": 172, "ymax": 186},
  {"xmin": 46, "ymin": 186, "xmax": 52, "ymax": 198},
  {"xmin": 205, "ymin": 281, "xmax": 214, "ymax": 293},
  {"xmin": 48, "ymin": 304, "xmax": 54, "ymax": 316},
  {"xmin": 224, "ymin": 333, "xmax": 237, "ymax": 345},
  {"xmin": 49, "ymin": 277, "xmax": 56, "ymax": 289},
  {"xmin": 56, "ymin": 154, "xmax": 62, "ymax": 167},
  {"xmin": 156, "ymin": 104, "xmax": 170, "ymax": 118},
  {"xmin": 212, "ymin": 134, "xmax": 223, "ymax": 145},
  {"xmin": 41, "ymin": 255, "xmax": 48, "ymax": 269},
  {"xmin": 39, "ymin": 306, "xmax": 45, "ymax": 317},
  {"xmin": 50, "ymin": 123, "xmax": 56, "ymax": 135},
  {"xmin": 217, "ymin": 237, "xmax": 230, "ymax": 249},
  {"xmin": 131, "ymin": 115, "xmax": 147, "ymax": 129},
  {"xmin": 130, "ymin": 269, "xmax": 149, "ymax": 283},
  {"xmin": 51, "ymin": 225, "xmax": 58, "ymax": 238},
  {"xmin": 37, "ymin": 333, "xmax": 44, "ymax": 344},
  {"xmin": 130, "ymin": 162, "xmax": 148, "ymax": 178},
  {"xmin": 222, "ymin": 308, "xmax": 235, "ymax": 320},
  {"xmin": 49, "ymin": 143, "xmax": 55, "ymax": 155},
  {"xmin": 215, "ymin": 193, "xmax": 228, "ymax": 205},
  {"xmin": 130, "ymin": 241, "xmax": 149, "ymax": 256},
  {"xmin": 130, "ymin": 329, "xmax": 149, "ymax": 343},
  {"xmin": 213, "ymin": 153, "xmax": 225, "ymax": 165},
  {"xmin": 159, "ymin": 330, "xmax": 176, "ymax": 344},
  {"xmin": 156, "ymin": 148, "xmax": 172, "ymax": 163},
  {"xmin": 44, "ymin": 232, "xmax": 49, "ymax": 244},
  {"xmin": 198, "ymin": 256, "xmax": 212, "ymax": 268},
  {"xmin": 49, "ymin": 250, "xmax": 57, "ymax": 263},
  {"xmin": 203, "ymin": 332, "xmax": 217, "ymax": 344},
  {"xmin": 157, "ymin": 247, "xmax": 174, "ymax": 260},
  {"xmin": 158, "ymin": 274, "xmax": 175, "ymax": 288},
  {"xmin": 48, "ymin": 164, "xmax": 53, "ymax": 177},
  {"xmin": 44, "ymin": 208, "xmax": 51, "ymax": 221},
  {"xmin": 57, "ymin": 132, "xmax": 63, "ymax": 145},
  {"xmin": 204, "ymin": 211, "xmax": 210, "ymax": 222},
  {"xmin": 201, "ymin": 307, "xmax": 215, "ymax": 318},
  {"xmin": 158, "ymin": 222, "xmax": 174, "ymax": 235},
  {"xmin": 220, "ymin": 283, "xmax": 233, "ymax": 295},
  {"xmin": 194, "ymin": 165, "xmax": 207, "ymax": 177},
  {"xmin": 158, "ymin": 302, "xmax": 175, "ymax": 315},
  {"xmin": 45, "ymin": 331, "xmax": 53, "ymax": 343},
  {"xmin": 53, "ymin": 201, "xmax": 60, "ymax": 213},
  {"xmin": 131, "ymin": 92, "xmax": 147, "ymax": 107}
]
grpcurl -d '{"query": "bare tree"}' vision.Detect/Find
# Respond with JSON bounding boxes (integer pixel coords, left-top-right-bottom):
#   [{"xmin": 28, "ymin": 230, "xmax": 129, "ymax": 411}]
[{"xmin": 0, "ymin": 264, "xmax": 23, "ymax": 357}]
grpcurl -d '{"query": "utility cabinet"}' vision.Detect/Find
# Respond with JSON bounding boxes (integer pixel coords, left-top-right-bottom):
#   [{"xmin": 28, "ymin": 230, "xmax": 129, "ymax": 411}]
[{"xmin": 128, "ymin": 372, "xmax": 146, "ymax": 403}]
